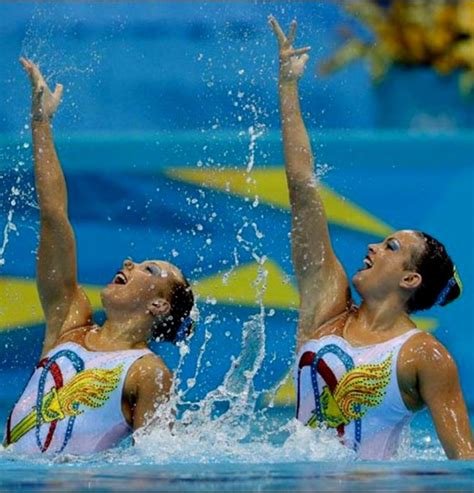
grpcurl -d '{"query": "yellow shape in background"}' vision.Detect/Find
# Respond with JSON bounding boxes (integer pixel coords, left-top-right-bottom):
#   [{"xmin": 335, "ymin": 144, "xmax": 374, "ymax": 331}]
[
  {"xmin": 0, "ymin": 277, "xmax": 103, "ymax": 331},
  {"xmin": 194, "ymin": 260, "xmax": 299, "ymax": 309},
  {"xmin": 166, "ymin": 167, "xmax": 393, "ymax": 237},
  {"xmin": 0, "ymin": 271, "xmax": 437, "ymax": 336}
]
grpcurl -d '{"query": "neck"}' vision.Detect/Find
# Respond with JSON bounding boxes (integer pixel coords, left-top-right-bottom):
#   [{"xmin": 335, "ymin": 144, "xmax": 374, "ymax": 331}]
[
  {"xmin": 356, "ymin": 295, "xmax": 414, "ymax": 334},
  {"xmin": 89, "ymin": 318, "xmax": 149, "ymax": 351}
]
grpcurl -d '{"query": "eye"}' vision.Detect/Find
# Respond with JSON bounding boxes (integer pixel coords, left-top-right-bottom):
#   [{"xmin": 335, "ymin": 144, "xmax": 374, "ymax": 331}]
[
  {"xmin": 146, "ymin": 264, "xmax": 161, "ymax": 275},
  {"xmin": 387, "ymin": 240, "xmax": 399, "ymax": 251}
]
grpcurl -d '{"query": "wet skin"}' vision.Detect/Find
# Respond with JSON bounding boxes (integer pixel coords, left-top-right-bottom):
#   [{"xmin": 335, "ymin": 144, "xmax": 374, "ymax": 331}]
[
  {"xmin": 20, "ymin": 57, "xmax": 179, "ymax": 432},
  {"xmin": 269, "ymin": 16, "xmax": 474, "ymax": 459}
]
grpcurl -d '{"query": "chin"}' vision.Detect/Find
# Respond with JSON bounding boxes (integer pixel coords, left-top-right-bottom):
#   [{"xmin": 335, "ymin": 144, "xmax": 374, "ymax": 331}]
[
  {"xmin": 100, "ymin": 286, "xmax": 110, "ymax": 311},
  {"xmin": 100, "ymin": 285, "xmax": 123, "ymax": 312},
  {"xmin": 352, "ymin": 270, "xmax": 363, "ymax": 288},
  {"xmin": 352, "ymin": 270, "xmax": 368, "ymax": 298}
]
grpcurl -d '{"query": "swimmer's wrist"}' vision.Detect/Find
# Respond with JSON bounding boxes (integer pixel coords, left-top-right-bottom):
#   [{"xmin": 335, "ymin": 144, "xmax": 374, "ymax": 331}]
[
  {"xmin": 279, "ymin": 78, "xmax": 299, "ymax": 91},
  {"xmin": 279, "ymin": 77, "xmax": 298, "ymax": 86},
  {"xmin": 31, "ymin": 109, "xmax": 53, "ymax": 123}
]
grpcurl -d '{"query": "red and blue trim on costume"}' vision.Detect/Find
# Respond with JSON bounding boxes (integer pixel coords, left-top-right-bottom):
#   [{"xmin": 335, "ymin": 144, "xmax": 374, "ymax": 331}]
[{"xmin": 296, "ymin": 344, "xmax": 362, "ymax": 449}]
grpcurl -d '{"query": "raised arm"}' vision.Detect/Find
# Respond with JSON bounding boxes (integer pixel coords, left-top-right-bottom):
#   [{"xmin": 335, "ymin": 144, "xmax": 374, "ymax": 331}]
[
  {"xmin": 268, "ymin": 17, "xmax": 350, "ymax": 345},
  {"xmin": 20, "ymin": 58, "xmax": 92, "ymax": 355}
]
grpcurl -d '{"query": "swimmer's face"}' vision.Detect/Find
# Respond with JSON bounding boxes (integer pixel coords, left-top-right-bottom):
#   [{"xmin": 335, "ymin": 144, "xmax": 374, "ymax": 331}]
[
  {"xmin": 101, "ymin": 259, "xmax": 183, "ymax": 318},
  {"xmin": 352, "ymin": 230, "xmax": 424, "ymax": 302}
]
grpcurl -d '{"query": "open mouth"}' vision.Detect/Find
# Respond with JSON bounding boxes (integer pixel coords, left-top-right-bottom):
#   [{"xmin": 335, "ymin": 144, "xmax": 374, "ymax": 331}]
[
  {"xmin": 362, "ymin": 256, "xmax": 374, "ymax": 270},
  {"xmin": 113, "ymin": 271, "xmax": 128, "ymax": 285}
]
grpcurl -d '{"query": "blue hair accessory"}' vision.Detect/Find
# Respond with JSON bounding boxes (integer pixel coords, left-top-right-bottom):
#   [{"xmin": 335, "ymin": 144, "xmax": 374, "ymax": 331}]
[
  {"xmin": 436, "ymin": 277, "xmax": 457, "ymax": 306},
  {"xmin": 175, "ymin": 316, "xmax": 192, "ymax": 343}
]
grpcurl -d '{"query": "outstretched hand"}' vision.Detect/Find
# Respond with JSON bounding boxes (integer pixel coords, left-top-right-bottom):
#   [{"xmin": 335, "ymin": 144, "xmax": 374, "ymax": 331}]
[
  {"xmin": 268, "ymin": 16, "xmax": 310, "ymax": 82},
  {"xmin": 20, "ymin": 57, "xmax": 63, "ymax": 121}
]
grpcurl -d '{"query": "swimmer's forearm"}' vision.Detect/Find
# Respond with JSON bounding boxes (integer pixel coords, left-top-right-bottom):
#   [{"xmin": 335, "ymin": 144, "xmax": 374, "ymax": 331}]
[
  {"xmin": 278, "ymin": 78, "xmax": 330, "ymax": 254},
  {"xmin": 32, "ymin": 119, "xmax": 68, "ymax": 217},
  {"xmin": 279, "ymin": 79, "xmax": 314, "ymax": 182}
]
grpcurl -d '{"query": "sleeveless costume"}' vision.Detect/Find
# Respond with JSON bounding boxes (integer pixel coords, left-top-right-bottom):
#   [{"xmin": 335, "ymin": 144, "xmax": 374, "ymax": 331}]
[
  {"xmin": 295, "ymin": 329, "xmax": 421, "ymax": 460},
  {"xmin": 4, "ymin": 341, "xmax": 151, "ymax": 455}
]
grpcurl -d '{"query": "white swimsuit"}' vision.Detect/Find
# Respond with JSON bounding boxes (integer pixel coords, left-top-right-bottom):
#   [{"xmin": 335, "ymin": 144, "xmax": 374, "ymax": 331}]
[
  {"xmin": 295, "ymin": 329, "xmax": 421, "ymax": 460},
  {"xmin": 5, "ymin": 341, "xmax": 151, "ymax": 455}
]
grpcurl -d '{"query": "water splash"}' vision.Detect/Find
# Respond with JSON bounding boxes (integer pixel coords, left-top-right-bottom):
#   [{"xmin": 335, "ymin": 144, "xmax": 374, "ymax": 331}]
[
  {"xmin": 0, "ymin": 136, "xmax": 35, "ymax": 270},
  {"xmin": 126, "ymin": 245, "xmax": 356, "ymax": 465},
  {"xmin": 0, "ymin": 209, "xmax": 17, "ymax": 268},
  {"xmin": 246, "ymin": 122, "xmax": 266, "ymax": 174},
  {"xmin": 129, "ymin": 307, "xmax": 354, "ymax": 465}
]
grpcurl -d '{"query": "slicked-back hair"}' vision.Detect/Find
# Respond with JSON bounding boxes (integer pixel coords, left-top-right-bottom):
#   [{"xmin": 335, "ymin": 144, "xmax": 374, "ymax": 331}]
[
  {"xmin": 406, "ymin": 232, "xmax": 460, "ymax": 313},
  {"xmin": 153, "ymin": 274, "xmax": 194, "ymax": 343}
]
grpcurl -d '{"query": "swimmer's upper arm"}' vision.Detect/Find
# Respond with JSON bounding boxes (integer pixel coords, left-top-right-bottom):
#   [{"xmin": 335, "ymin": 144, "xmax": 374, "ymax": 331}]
[
  {"xmin": 417, "ymin": 336, "xmax": 474, "ymax": 460},
  {"xmin": 130, "ymin": 355, "xmax": 173, "ymax": 431},
  {"xmin": 289, "ymin": 179, "xmax": 351, "ymax": 346},
  {"xmin": 38, "ymin": 213, "xmax": 93, "ymax": 355}
]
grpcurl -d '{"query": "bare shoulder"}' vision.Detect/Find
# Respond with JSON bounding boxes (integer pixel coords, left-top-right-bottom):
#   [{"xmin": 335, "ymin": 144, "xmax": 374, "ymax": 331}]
[
  {"xmin": 400, "ymin": 331, "xmax": 457, "ymax": 374},
  {"xmin": 123, "ymin": 353, "xmax": 173, "ymax": 430},
  {"xmin": 123, "ymin": 353, "xmax": 172, "ymax": 411},
  {"xmin": 128, "ymin": 353, "xmax": 172, "ymax": 385}
]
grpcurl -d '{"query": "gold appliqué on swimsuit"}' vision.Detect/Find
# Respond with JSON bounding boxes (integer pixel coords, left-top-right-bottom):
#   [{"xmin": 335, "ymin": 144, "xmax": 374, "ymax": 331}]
[
  {"xmin": 308, "ymin": 354, "xmax": 392, "ymax": 428},
  {"xmin": 9, "ymin": 364, "xmax": 124, "ymax": 444}
]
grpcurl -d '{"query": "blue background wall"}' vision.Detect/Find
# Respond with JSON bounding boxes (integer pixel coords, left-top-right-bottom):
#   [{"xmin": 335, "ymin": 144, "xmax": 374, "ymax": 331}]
[
  {"xmin": 0, "ymin": 2, "xmax": 473, "ymax": 415},
  {"xmin": 3, "ymin": 1, "xmax": 472, "ymax": 134}
]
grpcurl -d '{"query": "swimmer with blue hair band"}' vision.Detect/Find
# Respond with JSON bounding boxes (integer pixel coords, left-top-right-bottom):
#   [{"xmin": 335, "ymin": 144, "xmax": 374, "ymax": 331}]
[
  {"xmin": 3, "ymin": 59, "xmax": 195, "ymax": 455},
  {"xmin": 269, "ymin": 15, "xmax": 473, "ymax": 460}
]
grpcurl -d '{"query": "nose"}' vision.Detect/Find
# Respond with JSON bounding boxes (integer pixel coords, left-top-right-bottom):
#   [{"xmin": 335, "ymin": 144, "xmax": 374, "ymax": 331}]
[
  {"xmin": 368, "ymin": 243, "xmax": 378, "ymax": 254},
  {"xmin": 123, "ymin": 259, "xmax": 134, "ymax": 270}
]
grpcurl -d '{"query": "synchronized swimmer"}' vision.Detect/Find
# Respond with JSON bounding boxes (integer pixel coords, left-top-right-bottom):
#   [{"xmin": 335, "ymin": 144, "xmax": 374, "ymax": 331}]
[
  {"xmin": 4, "ymin": 58, "xmax": 194, "ymax": 454},
  {"xmin": 269, "ymin": 15, "xmax": 473, "ymax": 460},
  {"xmin": 2, "ymin": 15, "xmax": 473, "ymax": 460}
]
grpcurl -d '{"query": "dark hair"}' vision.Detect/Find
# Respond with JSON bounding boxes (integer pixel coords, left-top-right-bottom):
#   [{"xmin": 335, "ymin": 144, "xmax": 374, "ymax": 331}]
[
  {"xmin": 153, "ymin": 274, "xmax": 194, "ymax": 343},
  {"xmin": 406, "ymin": 232, "xmax": 462, "ymax": 313}
]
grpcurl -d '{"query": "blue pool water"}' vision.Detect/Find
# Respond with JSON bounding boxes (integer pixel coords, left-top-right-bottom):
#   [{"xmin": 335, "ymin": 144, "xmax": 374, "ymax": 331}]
[
  {"xmin": 1, "ymin": 409, "xmax": 474, "ymax": 492},
  {"xmin": 0, "ymin": 461, "xmax": 473, "ymax": 492}
]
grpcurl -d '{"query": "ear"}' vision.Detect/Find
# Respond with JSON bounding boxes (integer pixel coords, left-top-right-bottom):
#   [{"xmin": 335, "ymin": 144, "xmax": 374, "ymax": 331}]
[
  {"xmin": 146, "ymin": 298, "xmax": 171, "ymax": 318},
  {"xmin": 400, "ymin": 272, "xmax": 422, "ymax": 291}
]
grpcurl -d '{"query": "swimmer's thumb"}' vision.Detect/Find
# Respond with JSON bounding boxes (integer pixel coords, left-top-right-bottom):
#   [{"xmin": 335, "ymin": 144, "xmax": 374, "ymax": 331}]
[
  {"xmin": 301, "ymin": 54, "xmax": 309, "ymax": 65},
  {"xmin": 54, "ymin": 83, "xmax": 64, "ymax": 101}
]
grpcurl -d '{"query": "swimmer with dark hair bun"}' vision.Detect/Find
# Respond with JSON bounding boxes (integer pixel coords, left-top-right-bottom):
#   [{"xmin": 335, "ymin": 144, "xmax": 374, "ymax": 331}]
[
  {"xmin": 269, "ymin": 16, "xmax": 473, "ymax": 460},
  {"xmin": 3, "ymin": 59, "xmax": 194, "ymax": 455}
]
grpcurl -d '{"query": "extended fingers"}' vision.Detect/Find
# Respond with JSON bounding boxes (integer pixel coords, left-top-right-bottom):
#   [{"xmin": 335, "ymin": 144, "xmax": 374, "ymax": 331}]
[
  {"xmin": 268, "ymin": 15, "xmax": 287, "ymax": 45},
  {"xmin": 53, "ymin": 83, "xmax": 63, "ymax": 101},
  {"xmin": 287, "ymin": 20, "xmax": 297, "ymax": 45},
  {"xmin": 19, "ymin": 57, "xmax": 43, "ymax": 86},
  {"xmin": 19, "ymin": 57, "xmax": 34, "ymax": 77},
  {"xmin": 19, "ymin": 57, "xmax": 31, "ymax": 70},
  {"xmin": 288, "ymin": 46, "xmax": 311, "ymax": 57}
]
